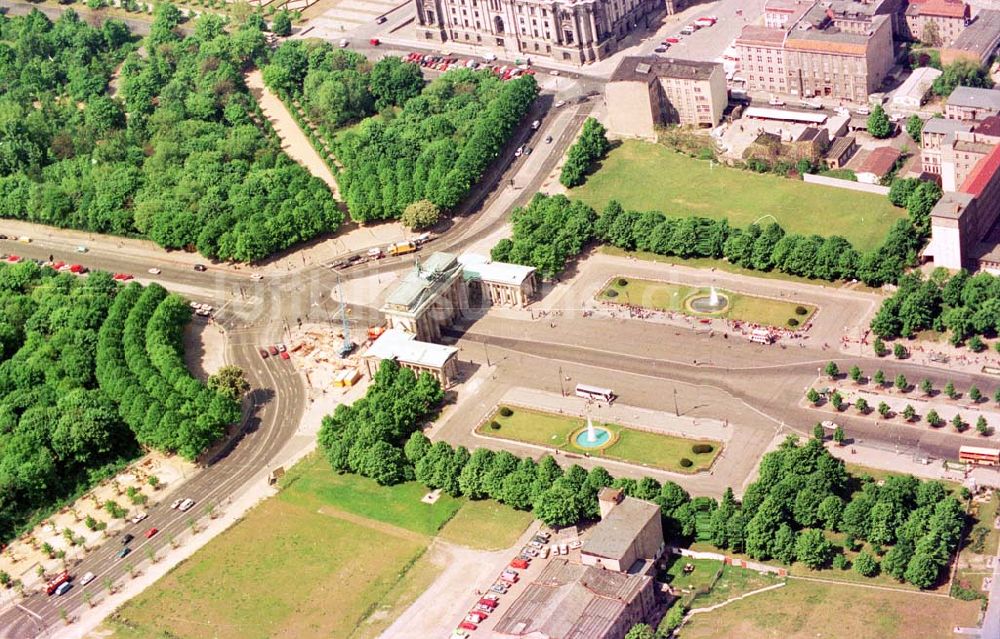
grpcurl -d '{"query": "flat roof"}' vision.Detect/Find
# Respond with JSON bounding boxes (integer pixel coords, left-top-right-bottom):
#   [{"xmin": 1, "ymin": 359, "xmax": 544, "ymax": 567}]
[
  {"xmin": 458, "ymin": 254, "xmax": 535, "ymax": 286},
  {"xmin": 931, "ymin": 191, "xmax": 975, "ymax": 219},
  {"xmin": 609, "ymin": 56, "xmax": 720, "ymax": 83},
  {"xmin": 947, "ymin": 10, "xmax": 1000, "ymax": 56},
  {"xmin": 744, "ymin": 106, "xmax": 827, "ymax": 123},
  {"xmin": 922, "ymin": 117, "xmax": 974, "ymax": 136},
  {"xmin": 581, "ymin": 496, "xmax": 661, "ymax": 562},
  {"xmin": 947, "ymin": 86, "xmax": 1000, "ymax": 111},
  {"xmin": 492, "ymin": 559, "xmax": 649, "ymax": 639},
  {"xmin": 736, "ymin": 25, "xmax": 787, "ymax": 45},
  {"xmin": 363, "ymin": 328, "xmax": 457, "ymax": 369}
]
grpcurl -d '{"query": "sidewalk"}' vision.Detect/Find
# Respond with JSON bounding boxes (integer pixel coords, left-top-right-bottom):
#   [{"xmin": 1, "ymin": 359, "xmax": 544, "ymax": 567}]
[{"xmin": 825, "ymin": 441, "xmax": 978, "ymax": 485}]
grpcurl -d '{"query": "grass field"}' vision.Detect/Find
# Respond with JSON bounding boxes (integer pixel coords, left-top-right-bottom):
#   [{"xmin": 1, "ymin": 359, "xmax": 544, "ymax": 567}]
[
  {"xmin": 104, "ymin": 454, "xmax": 535, "ymax": 639},
  {"xmin": 481, "ymin": 406, "xmax": 720, "ymax": 473},
  {"xmin": 599, "ymin": 277, "xmax": 815, "ymax": 328},
  {"xmin": 677, "ymin": 578, "xmax": 980, "ymax": 639},
  {"xmin": 438, "ymin": 499, "xmax": 535, "ymax": 550},
  {"xmin": 572, "ymin": 141, "xmax": 904, "ymax": 252}
]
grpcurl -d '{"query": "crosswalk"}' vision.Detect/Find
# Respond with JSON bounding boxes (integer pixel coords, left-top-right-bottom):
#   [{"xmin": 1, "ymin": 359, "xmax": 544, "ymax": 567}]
[{"xmin": 306, "ymin": 0, "xmax": 400, "ymax": 37}]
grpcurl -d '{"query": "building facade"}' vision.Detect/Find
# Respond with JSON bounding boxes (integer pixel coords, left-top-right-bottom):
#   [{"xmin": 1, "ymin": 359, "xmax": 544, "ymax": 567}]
[
  {"xmin": 905, "ymin": 0, "xmax": 969, "ymax": 45},
  {"xmin": 606, "ymin": 57, "xmax": 727, "ymax": 139},
  {"xmin": 414, "ymin": 0, "xmax": 679, "ymax": 64},
  {"xmin": 940, "ymin": 116, "xmax": 1000, "ymax": 191},
  {"xmin": 362, "ymin": 328, "xmax": 459, "ymax": 386},
  {"xmin": 945, "ymin": 86, "xmax": 1000, "ymax": 122},
  {"xmin": 459, "ymin": 254, "xmax": 537, "ymax": 307},
  {"xmin": 380, "ymin": 252, "xmax": 467, "ymax": 342},
  {"xmin": 920, "ymin": 117, "xmax": 973, "ymax": 177},
  {"xmin": 735, "ymin": 1, "xmax": 895, "ymax": 103},
  {"xmin": 928, "ymin": 143, "xmax": 1000, "ymax": 270},
  {"xmin": 940, "ymin": 9, "xmax": 1000, "ymax": 66}
]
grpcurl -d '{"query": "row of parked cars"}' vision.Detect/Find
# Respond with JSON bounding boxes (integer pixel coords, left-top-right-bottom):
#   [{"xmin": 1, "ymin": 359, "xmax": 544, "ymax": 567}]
[
  {"xmin": 654, "ymin": 15, "xmax": 717, "ymax": 53},
  {"xmin": 402, "ymin": 52, "xmax": 537, "ymax": 82},
  {"xmin": 453, "ymin": 530, "xmax": 553, "ymax": 636},
  {"xmin": 44, "ymin": 497, "xmax": 196, "ymax": 596},
  {"xmin": 259, "ymin": 343, "xmax": 289, "ymax": 360}
]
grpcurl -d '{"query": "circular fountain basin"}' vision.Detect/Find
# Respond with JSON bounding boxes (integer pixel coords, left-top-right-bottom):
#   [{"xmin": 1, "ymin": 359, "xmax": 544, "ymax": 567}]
[
  {"xmin": 573, "ymin": 426, "xmax": 612, "ymax": 449},
  {"xmin": 686, "ymin": 292, "xmax": 730, "ymax": 314}
]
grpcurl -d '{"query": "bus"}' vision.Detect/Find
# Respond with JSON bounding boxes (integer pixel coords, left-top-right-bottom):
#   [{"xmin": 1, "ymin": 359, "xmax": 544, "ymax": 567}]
[
  {"xmin": 959, "ymin": 445, "xmax": 1000, "ymax": 466},
  {"xmin": 575, "ymin": 384, "xmax": 615, "ymax": 403}
]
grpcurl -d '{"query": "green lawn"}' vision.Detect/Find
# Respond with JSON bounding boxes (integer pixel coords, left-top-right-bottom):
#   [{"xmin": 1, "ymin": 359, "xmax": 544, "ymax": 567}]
[
  {"xmin": 438, "ymin": 499, "xmax": 535, "ymax": 550},
  {"xmin": 481, "ymin": 406, "xmax": 720, "ymax": 473},
  {"xmin": 573, "ymin": 140, "xmax": 904, "ymax": 252},
  {"xmin": 690, "ymin": 563, "xmax": 783, "ymax": 609},
  {"xmin": 678, "ymin": 578, "xmax": 979, "ymax": 639},
  {"xmin": 599, "ymin": 276, "xmax": 815, "ymax": 328},
  {"xmin": 280, "ymin": 454, "xmax": 462, "ymax": 536}
]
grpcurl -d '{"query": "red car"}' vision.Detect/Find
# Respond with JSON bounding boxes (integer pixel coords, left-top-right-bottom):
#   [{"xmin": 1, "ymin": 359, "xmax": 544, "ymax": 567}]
[
  {"xmin": 478, "ymin": 598, "xmax": 498, "ymax": 608},
  {"xmin": 268, "ymin": 345, "xmax": 279, "ymax": 356},
  {"xmin": 510, "ymin": 558, "xmax": 529, "ymax": 569},
  {"xmin": 259, "ymin": 349, "xmax": 269, "ymax": 359},
  {"xmin": 369, "ymin": 38, "xmax": 380, "ymax": 45},
  {"xmin": 280, "ymin": 351, "xmax": 290, "ymax": 360},
  {"xmin": 458, "ymin": 621, "xmax": 477, "ymax": 631},
  {"xmin": 145, "ymin": 527, "xmax": 159, "ymax": 539},
  {"xmin": 665, "ymin": 36, "xmax": 680, "ymax": 43}
]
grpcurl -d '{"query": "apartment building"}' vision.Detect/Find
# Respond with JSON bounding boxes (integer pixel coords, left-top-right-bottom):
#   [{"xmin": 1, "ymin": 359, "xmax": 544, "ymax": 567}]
[
  {"xmin": 945, "ymin": 86, "xmax": 1000, "ymax": 122},
  {"xmin": 905, "ymin": 0, "xmax": 969, "ymax": 45},
  {"xmin": 920, "ymin": 117, "xmax": 973, "ymax": 177},
  {"xmin": 941, "ymin": 116, "xmax": 1000, "ymax": 191}
]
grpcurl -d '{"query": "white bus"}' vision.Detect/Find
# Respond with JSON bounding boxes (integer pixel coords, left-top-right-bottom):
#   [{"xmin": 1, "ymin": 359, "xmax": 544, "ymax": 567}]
[
  {"xmin": 575, "ymin": 384, "xmax": 615, "ymax": 403},
  {"xmin": 959, "ymin": 445, "xmax": 1000, "ymax": 466}
]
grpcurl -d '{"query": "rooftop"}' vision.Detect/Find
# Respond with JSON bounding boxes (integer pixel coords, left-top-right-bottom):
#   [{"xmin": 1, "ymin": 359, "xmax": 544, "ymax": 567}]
[
  {"xmin": 930, "ymin": 190, "xmax": 975, "ymax": 219},
  {"xmin": 609, "ymin": 56, "xmax": 720, "ymax": 83},
  {"xmin": 974, "ymin": 115, "xmax": 1000, "ymax": 137},
  {"xmin": 363, "ymin": 328, "xmax": 458, "ymax": 369},
  {"xmin": 892, "ymin": 66, "xmax": 942, "ymax": 103},
  {"xmin": 744, "ymin": 106, "xmax": 828, "ymax": 124},
  {"xmin": 906, "ymin": 0, "xmax": 968, "ymax": 19},
  {"xmin": 382, "ymin": 252, "xmax": 462, "ymax": 315},
  {"xmin": 960, "ymin": 143, "xmax": 1000, "ymax": 196},
  {"xmin": 581, "ymin": 496, "xmax": 661, "ymax": 562},
  {"xmin": 922, "ymin": 117, "xmax": 974, "ymax": 136},
  {"xmin": 491, "ymin": 559, "xmax": 650, "ymax": 639},
  {"xmin": 946, "ymin": 10, "xmax": 1000, "ymax": 57},
  {"xmin": 947, "ymin": 86, "xmax": 1000, "ymax": 112},
  {"xmin": 826, "ymin": 135, "xmax": 856, "ymax": 158},
  {"xmin": 855, "ymin": 146, "xmax": 901, "ymax": 176},
  {"xmin": 736, "ymin": 24, "xmax": 788, "ymax": 45},
  {"xmin": 458, "ymin": 254, "xmax": 536, "ymax": 286}
]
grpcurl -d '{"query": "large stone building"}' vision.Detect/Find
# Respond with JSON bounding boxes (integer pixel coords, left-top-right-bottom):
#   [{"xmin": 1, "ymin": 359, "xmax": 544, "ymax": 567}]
[
  {"xmin": 735, "ymin": 0, "xmax": 895, "ymax": 103},
  {"xmin": 362, "ymin": 328, "xmax": 459, "ymax": 386},
  {"xmin": 905, "ymin": 0, "xmax": 969, "ymax": 45},
  {"xmin": 492, "ymin": 490, "xmax": 664, "ymax": 639},
  {"xmin": 459, "ymin": 254, "xmax": 537, "ymax": 307},
  {"xmin": 606, "ymin": 57, "xmax": 727, "ymax": 139},
  {"xmin": 414, "ymin": 0, "xmax": 685, "ymax": 64},
  {"xmin": 380, "ymin": 252, "xmax": 468, "ymax": 342},
  {"xmin": 940, "ymin": 9, "xmax": 1000, "ymax": 65}
]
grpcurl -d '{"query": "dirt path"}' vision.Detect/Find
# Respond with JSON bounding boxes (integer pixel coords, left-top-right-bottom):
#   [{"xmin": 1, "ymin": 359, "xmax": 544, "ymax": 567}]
[
  {"xmin": 245, "ymin": 69, "xmax": 341, "ymax": 199},
  {"xmin": 317, "ymin": 505, "xmax": 427, "ymax": 543}
]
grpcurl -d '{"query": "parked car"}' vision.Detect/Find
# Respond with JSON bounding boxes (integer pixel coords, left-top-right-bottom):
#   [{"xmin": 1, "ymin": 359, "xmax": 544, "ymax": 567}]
[
  {"xmin": 369, "ymin": 38, "xmax": 380, "ymax": 46},
  {"xmin": 544, "ymin": 135, "xmax": 553, "ymax": 143},
  {"xmin": 490, "ymin": 583, "xmax": 507, "ymax": 594},
  {"xmin": 665, "ymin": 36, "xmax": 680, "ymax": 43},
  {"xmin": 514, "ymin": 145, "xmax": 524, "ymax": 157},
  {"xmin": 473, "ymin": 603, "xmax": 493, "ymax": 614},
  {"xmin": 145, "ymin": 527, "xmax": 159, "ymax": 539},
  {"xmin": 280, "ymin": 351, "xmax": 290, "ymax": 360},
  {"xmin": 75, "ymin": 245, "xmax": 88, "ymax": 253},
  {"xmin": 268, "ymin": 345, "xmax": 279, "ymax": 356},
  {"xmin": 511, "ymin": 558, "xmax": 529, "ymax": 569},
  {"xmin": 130, "ymin": 512, "xmax": 148, "ymax": 524},
  {"xmin": 122, "ymin": 534, "xmax": 134, "ymax": 545},
  {"xmin": 375, "ymin": 15, "xmax": 387, "ymax": 23},
  {"xmin": 768, "ymin": 96, "xmax": 785, "ymax": 106},
  {"xmin": 259, "ymin": 349, "xmax": 269, "ymax": 359},
  {"xmin": 458, "ymin": 621, "xmax": 477, "ymax": 631},
  {"xmin": 554, "ymin": 99, "xmax": 566, "ymax": 108},
  {"xmin": 250, "ymin": 272, "xmax": 264, "ymax": 281},
  {"xmin": 80, "ymin": 572, "xmax": 96, "ymax": 586},
  {"xmin": 171, "ymin": 499, "xmax": 183, "ymax": 509},
  {"xmin": 465, "ymin": 613, "xmax": 487, "ymax": 623},
  {"xmin": 478, "ymin": 597, "xmax": 498, "ymax": 608},
  {"xmin": 194, "ymin": 264, "xmax": 207, "ymax": 272},
  {"xmin": 54, "ymin": 582, "xmax": 72, "ymax": 596},
  {"xmin": 654, "ymin": 45, "xmax": 668, "ymax": 53},
  {"xmin": 339, "ymin": 38, "xmax": 349, "ymax": 47},
  {"xmin": 855, "ymin": 106, "xmax": 871, "ymax": 115}
]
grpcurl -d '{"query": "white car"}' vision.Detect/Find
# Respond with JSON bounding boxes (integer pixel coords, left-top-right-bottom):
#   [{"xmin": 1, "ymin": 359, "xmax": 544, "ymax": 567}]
[
  {"xmin": 148, "ymin": 267, "xmax": 161, "ymax": 275},
  {"xmin": 79, "ymin": 572, "xmax": 96, "ymax": 586},
  {"xmin": 250, "ymin": 272, "xmax": 264, "ymax": 281},
  {"xmin": 130, "ymin": 511, "xmax": 148, "ymax": 524},
  {"xmin": 514, "ymin": 146, "xmax": 524, "ymax": 157},
  {"xmin": 768, "ymin": 96, "xmax": 785, "ymax": 106},
  {"xmin": 171, "ymin": 499, "xmax": 183, "ymax": 509},
  {"xmin": 554, "ymin": 99, "xmax": 566, "ymax": 107},
  {"xmin": 178, "ymin": 498, "xmax": 196, "ymax": 511}
]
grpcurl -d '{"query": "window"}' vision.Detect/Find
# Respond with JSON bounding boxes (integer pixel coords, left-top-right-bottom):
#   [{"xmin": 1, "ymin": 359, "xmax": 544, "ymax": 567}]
[{"xmin": 563, "ymin": 51, "xmax": 571, "ymax": 59}]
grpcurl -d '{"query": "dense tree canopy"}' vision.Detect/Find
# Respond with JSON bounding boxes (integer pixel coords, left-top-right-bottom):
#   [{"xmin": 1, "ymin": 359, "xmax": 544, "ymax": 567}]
[
  {"xmin": 0, "ymin": 265, "xmax": 237, "ymax": 542},
  {"xmin": 560, "ymin": 117, "xmax": 610, "ymax": 188},
  {"xmin": 491, "ymin": 194, "xmax": 596, "ymax": 277},
  {"xmin": 0, "ymin": 8, "xmax": 342, "ymax": 263},
  {"xmin": 932, "ymin": 60, "xmax": 994, "ymax": 97}
]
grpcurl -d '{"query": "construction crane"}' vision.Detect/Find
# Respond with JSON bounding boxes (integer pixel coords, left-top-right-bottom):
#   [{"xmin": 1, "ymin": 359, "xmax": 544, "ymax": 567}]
[{"xmin": 333, "ymin": 271, "xmax": 354, "ymax": 357}]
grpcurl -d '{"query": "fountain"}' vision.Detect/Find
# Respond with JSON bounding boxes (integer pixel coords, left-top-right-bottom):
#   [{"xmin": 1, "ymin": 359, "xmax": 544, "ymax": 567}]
[
  {"xmin": 574, "ymin": 415, "xmax": 612, "ymax": 449},
  {"xmin": 686, "ymin": 286, "xmax": 730, "ymax": 314}
]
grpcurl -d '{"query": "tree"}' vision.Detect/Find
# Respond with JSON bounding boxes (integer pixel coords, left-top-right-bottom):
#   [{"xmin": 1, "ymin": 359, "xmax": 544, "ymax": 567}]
[
  {"xmin": 932, "ymin": 59, "xmax": 994, "ymax": 97},
  {"xmin": 854, "ymin": 551, "xmax": 879, "ymax": 577},
  {"xmin": 207, "ymin": 366, "xmax": 250, "ymax": 402},
  {"xmin": 952, "ymin": 413, "xmax": 965, "ymax": 432},
  {"xmin": 969, "ymin": 335, "xmax": 986, "ymax": 352},
  {"xmin": 878, "ymin": 402, "xmax": 891, "ymax": 418},
  {"xmin": 814, "ymin": 423, "xmax": 825, "ymax": 441},
  {"xmin": 906, "ymin": 115, "xmax": 924, "ymax": 142},
  {"xmin": 926, "ymin": 409, "xmax": 941, "ymax": 426},
  {"xmin": 874, "ymin": 337, "xmax": 887, "ymax": 357},
  {"xmin": 945, "ymin": 381, "xmax": 957, "ymax": 399},
  {"xmin": 849, "ymin": 365, "xmax": 862, "ymax": 383},
  {"xmin": 874, "ymin": 370, "xmax": 886, "ymax": 386},
  {"xmin": 920, "ymin": 378, "xmax": 933, "ymax": 396},
  {"xmin": 533, "ymin": 485, "xmax": 581, "ymax": 528},
  {"xmin": 976, "ymin": 415, "xmax": 989, "ymax": 436},
  {"xmin": 867, "ymin": 104, "xmax": 892, "ymax": 139},
  {"xmin": 817, "ymin": 495, "xmax": 844, "ymax": 530},
  {"xmin": 824, "ymin": 361, "xmax": 840, "ymax": 379},
  {"xmin": 893, "ymin": 343, "xmax": 908, "ymax": 359},
  {"xmin": 400, "ymin": 200, "xmax": 441, "ymax": 229},
  {"xmin": 995, "ymin": 387, "xmax": 1000, "ymax": 405},
  {"xmin": 369, "ymin": 56, "xmax": 425, "ymax": 110},
  {"xmin": 560, "ymin": 117, "xmax": 610, "ymax": 188},
  {"xmin": 831, "ymin": 391, "xmax": 844, "ymax": 411},
  {"xmin": 834, "ymin": 425, "xmax": 846, "ymax": 446},
  {"xmin": 271, "ymin": 10, "xmax": 292, "ymax": 36},
  {"xmin": 895, "ymin": 374, "xmax": 908, "ymax": 391},
  {"xmin": 806, "ymin": 388, "xmax": 820, "ymax": 405},
  {"xmin": 970, "ymin": 386, "xmax": 982, "ymax": 402},
  {"xmin": 796, "ymin": 529, "xmax": 833, "ymax": 569},
  {"xmin": 904, "ymin": 552, "xmax": 941, "ymax": 588},
  {"xmin": 855, "ymin": 397, "xmax": 869, "ymax": 414},
  {"xmin": 624, "ymin": 623, "xmax": 655, "ymax": 639}
]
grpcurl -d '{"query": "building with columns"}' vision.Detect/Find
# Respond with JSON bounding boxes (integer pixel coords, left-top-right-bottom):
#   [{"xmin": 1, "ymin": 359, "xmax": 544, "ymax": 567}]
[
  {"xmin": 362, "ymin": 328, "xmax": 459, "ymax": 386},
  {"xmin": 459, "ymin": 254, "xmax": 537, "ymax": 307},
  {"xmin": 414, "ymin": 0, "xmax": 683, "ymax": 64},
  {"xmin": 380, "ymin": 252, "xmax": 467, "ymax": 342}
]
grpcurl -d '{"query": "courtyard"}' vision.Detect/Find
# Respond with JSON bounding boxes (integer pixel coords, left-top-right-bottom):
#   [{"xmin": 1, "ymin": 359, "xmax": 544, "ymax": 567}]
[
  {"xmin": 479, "ymin": 405, "xmax": 721, "ymax": 473},
  {"xmin": 598, "ymin": 276, "xmax": 816, "ymax": 329},
  {"xmin": 570, "ymin": 140, "xmax": 905, "ymax": 252}
]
